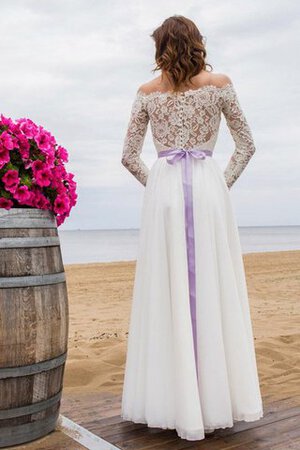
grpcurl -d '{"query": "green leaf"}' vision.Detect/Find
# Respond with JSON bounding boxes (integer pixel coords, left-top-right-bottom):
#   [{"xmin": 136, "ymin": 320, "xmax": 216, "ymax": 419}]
[{"xmin": 0, "ymin": 189, "xmax": 11, "ymax": 199}]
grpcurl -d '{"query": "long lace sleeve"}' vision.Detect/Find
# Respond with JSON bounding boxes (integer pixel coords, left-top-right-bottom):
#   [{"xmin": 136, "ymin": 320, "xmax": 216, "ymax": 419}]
[
  {"xmin": 221, "ymin": 83, "xmax": 256, "ymax": 189},
  {"xmin": 121, "ymin": 91, "xmax": 150, "ymax": 186}
]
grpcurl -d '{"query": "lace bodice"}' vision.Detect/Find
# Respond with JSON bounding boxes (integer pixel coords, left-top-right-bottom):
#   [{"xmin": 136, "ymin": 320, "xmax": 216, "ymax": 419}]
[{"xmin": 121, "ymin": 82, "xmax": 256, "ymax": 188}]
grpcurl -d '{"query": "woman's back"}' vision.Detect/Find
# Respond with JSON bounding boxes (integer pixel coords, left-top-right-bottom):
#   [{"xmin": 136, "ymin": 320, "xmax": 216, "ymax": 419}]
[{"xmin": 122, "ymin": 72, "xmax": 256, "ymax": 189}]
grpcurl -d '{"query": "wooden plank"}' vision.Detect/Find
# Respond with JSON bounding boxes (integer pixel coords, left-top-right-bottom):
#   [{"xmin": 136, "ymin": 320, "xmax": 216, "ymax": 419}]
[
  {"xmin": 189, "ymin": 415, "xmax": 300, "ymax": 450},
  {"xmin": 58, "ymin": 415, "xmax": 120, "ymax": 450}
]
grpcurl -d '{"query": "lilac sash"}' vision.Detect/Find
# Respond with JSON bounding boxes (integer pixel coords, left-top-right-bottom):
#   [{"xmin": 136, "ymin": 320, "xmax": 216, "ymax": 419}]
[{"xmin": 158, "ymin": 147, "xmax": 213, "ymax": 380}]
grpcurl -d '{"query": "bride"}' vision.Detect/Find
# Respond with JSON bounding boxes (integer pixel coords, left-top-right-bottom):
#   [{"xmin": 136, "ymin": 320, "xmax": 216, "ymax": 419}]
[{"xmin": 120, "ymin": 14, "xmax": 263, "ymax": 441}]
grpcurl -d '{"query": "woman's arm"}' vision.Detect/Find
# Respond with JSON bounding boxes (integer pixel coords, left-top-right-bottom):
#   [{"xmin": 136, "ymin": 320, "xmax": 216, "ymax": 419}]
[
  {"xmin": 221, "ymin": 79, "xmax": 256, "ymax": 189},
  {"xmin": 121, "ymin": 90, "xmax": 150, "ymax": 186}
]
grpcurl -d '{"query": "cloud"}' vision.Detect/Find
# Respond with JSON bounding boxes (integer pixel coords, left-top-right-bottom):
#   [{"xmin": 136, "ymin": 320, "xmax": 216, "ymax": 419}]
[{"xmin": 0, "ymin": 0, "xmax": 299, "ymax": 229}]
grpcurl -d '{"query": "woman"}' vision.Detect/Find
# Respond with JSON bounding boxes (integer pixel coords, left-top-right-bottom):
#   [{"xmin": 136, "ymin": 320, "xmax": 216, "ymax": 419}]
[{"xmin": 120, "ymin": 15, "xmax": 263, "ymax": 441}]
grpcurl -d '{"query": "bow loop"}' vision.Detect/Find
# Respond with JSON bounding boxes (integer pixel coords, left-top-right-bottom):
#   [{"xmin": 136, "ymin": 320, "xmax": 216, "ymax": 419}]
[
  {"xmin": 159, "ymin": 147, "xmax": 211, "ymax": 165},
  {"xmin": 164, "ymin": 148, "xmax": 186, "ymax": 165},
  {"xmin": 189, "ymin": 149, "xmax": 208, "ymax": 160}
]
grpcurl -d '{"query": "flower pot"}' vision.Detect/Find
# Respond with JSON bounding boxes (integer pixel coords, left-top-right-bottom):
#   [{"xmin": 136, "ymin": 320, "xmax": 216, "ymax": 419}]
[{"xmin": 0, "ymin": 208, "xmax": 69, "ymax": 447}]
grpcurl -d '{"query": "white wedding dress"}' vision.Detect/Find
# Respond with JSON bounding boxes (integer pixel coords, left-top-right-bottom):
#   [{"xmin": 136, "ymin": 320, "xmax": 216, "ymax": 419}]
[{"xmin": 120, "ymin": 80, "xmax": 263, "ymax": 441}]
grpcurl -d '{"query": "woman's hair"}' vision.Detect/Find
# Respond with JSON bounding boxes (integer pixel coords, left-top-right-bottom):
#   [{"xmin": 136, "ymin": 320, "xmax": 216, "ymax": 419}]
[{"xmin": 150, "ymin": 15, "xmax": 212, "ymax": 92}]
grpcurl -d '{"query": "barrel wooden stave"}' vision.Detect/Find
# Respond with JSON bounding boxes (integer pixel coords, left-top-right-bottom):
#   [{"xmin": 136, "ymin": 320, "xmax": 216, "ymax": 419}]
[
  {"xmin": 0, "ymin": 227, "xmax": 58, "ymax": 238},
  {"xmin": 0, "ymin": 247, "xmax": 64, "ymax": 277},
  {"xmin": 0, "ymin": 283, "xmax": 68, "ymax": 367},
  {"xmin": 0, "ymin": 225, "xmax": 63, "ymax": 278}
]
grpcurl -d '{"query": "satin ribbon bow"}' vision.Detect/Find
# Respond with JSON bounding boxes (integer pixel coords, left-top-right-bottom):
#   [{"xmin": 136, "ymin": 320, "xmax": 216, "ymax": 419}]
[{"xmin": 159, "ymin": 147, "xmax": 210, "ymax": 165}]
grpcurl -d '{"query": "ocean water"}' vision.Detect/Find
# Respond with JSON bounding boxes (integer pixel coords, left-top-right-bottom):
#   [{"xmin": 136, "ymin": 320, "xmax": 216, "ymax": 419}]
[{"xmin": 58, "ymin": 226, "xmax": 300, "ymax": 265}]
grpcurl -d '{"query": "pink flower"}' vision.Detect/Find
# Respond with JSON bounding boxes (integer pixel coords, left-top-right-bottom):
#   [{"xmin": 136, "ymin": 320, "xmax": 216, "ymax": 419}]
[
  {"xmin": 31, "ymin": 160, "xmax": 52, "ymax": 187},
  {"xmin": 0, "ymin": 115, "xmax": 18, "ymax": 133},
  {"xmin": 0, "ymin": 131, "xmax": 14, "ymax": 150},
  {"xmin": 16, "ymin": 118, "xmax": 38, "ymax": 139},
  {"xmin": 69, "ymin": 190, "xmax": 78, "ymax": 207},
  {"xmin": 54, "ymin": 164, "xmax": 67, "ymax": 178},
  {"xmin": 56, "ymin": 214, "xmax": 65, "ymax": 226},
  {"xmin": 2, "ymin": 169, "xmax": 20, "ymax": 193},
  {"xmin": 54, "ymin": 194, "xmax": 70, "ymax": 215},
  {"xmin": 16, "ymin": 134, "xmax": 30, "ymax": 159},
  {"xmin": 13, "ymin": 185, "xmax": 31, "ymax": 203},
  {"xmin": 32, "ymin": 189, "xmax": 50, "ymax": 209},
  {"xmin": 35, "ymin": 168, "xmax": 52, "ymax": 187},
  {"xmin": 44, "ymin": 151, "xmax": 55, "ymax": 168},
  {"xmin": 66, "ymin": 172, "xmax": 77, "ymax": 189},
  {"xmin": 0, "ymin": 197, "xmax": 13, "ymax": 209},
  {"xmin": 31, "ymin": 160, "xmax": 44, "ymax": 173},
  {"xmin": 56, "ymin": 146, "xmax": 69, "ymax": 162},
  {"xmin": 0, "ymin": 147, "xmax": 10, "ymax": 169},
  {"xmin": 34, "ymin": 128, "xmax": 56, "ymax": 152}
]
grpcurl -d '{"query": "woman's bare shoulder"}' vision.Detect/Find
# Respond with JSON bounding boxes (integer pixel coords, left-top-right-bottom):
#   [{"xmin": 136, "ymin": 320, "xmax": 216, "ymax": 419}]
[
  {"xmin": 208, "ymin": 72, "xmax": 233, "ymax": 87},
  {"xmin": 135, "ymin": 72, "xmax": 233, "ymax": 95},
  {"xmin": 137, "ymin": 76, "xmax": 162, "ymax": 95}
]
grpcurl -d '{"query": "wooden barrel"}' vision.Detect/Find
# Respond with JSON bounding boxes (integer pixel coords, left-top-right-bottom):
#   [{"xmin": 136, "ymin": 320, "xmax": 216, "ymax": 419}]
[{"xmin": 0, "ymin": 208, "xmax": 68, "ymax": 448}]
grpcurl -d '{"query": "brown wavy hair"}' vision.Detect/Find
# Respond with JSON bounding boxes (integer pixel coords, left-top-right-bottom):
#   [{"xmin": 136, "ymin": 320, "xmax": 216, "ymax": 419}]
[{"xmin": 150, "ymin": 15, "xmax": 212, "ymax": 93}]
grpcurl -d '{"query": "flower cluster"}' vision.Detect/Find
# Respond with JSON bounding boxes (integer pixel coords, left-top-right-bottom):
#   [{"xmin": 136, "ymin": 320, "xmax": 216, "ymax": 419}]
[{"xmin": 0, "ymin": 115, "xmax": 77, "ymax": 226}]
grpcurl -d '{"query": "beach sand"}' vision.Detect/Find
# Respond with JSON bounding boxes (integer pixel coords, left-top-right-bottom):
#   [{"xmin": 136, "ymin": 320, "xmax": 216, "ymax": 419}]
[{"xmin": 63, "ymin": 250, "xmax": 300, "ymax": 404}]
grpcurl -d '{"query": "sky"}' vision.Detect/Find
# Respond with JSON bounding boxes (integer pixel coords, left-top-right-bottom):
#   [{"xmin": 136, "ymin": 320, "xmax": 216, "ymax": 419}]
[{"xmin": 0, "ymin": 0, "xmax": 299, "ymax": 230}]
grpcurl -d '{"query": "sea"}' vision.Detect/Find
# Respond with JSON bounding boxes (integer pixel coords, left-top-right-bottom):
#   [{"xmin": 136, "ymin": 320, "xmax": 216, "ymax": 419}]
[{"xmin": 58, "ymin": 226, "xmax": 300, "ymax": 265}]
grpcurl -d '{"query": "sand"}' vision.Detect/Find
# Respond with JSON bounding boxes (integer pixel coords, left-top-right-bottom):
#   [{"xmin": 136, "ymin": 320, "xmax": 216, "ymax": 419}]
[{"xmin": 63, "ymin": 250, "xmax": 300, "ymax": 404}]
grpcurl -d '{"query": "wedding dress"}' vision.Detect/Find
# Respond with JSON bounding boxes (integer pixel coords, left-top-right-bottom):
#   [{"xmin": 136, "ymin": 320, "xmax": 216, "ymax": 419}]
[{"xmin": 120, "ymin": 80, "xmax": 264, "ymax": 441}]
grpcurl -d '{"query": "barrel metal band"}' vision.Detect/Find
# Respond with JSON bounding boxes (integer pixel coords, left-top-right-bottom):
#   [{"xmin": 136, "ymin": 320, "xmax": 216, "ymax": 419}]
[
  {"xmin": 0, "ymin": 411, "xmax": 59, "ymax": 447},
  {"xmin": 0, "ymin": 236, "xmax": 60, "ymax": 249},
  {"xmin": 0, "ymin": 352, "xmax": 67, "ymax": 379},
  {"xmin": 0, "ymin": 391, "xmax": 62, "ymax": 419},
  {"xmin": 0, "ymin": 209, "xmax": 57, "ymax": 229},
  {"xmin": 0, "ymin": 271, "xmax": 66, "ymax": 288}
]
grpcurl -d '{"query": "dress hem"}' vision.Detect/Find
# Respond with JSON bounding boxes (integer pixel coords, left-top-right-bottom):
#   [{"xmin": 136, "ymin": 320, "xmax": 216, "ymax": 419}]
[{"xmin": 120, "ymin": 408, "xmax": 264, "ymax": 441}]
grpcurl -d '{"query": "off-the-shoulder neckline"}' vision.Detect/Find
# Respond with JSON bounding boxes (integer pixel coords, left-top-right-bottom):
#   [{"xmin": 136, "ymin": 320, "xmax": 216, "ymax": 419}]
[{"xmin": 136, "ymin": 82, "xmax": 233, "ymax": 98}]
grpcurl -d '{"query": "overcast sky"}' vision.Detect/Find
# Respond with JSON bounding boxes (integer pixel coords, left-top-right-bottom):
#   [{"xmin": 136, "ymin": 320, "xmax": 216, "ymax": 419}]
[{"xmin": 0, "ymin": 0, "xmax": 299, "ymax": 229}]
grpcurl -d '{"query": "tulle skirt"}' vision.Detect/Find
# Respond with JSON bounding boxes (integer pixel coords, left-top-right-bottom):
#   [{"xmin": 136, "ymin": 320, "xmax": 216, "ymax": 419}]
[{"xmin": 121, "ymin": 154, "xmax": 263, "ymax": 441}]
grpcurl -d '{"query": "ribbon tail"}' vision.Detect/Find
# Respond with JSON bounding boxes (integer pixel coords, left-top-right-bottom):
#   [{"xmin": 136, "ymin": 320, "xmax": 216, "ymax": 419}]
[{"xmin": 181, "ymin": 153, "xmax": 199, "ymax": 380}]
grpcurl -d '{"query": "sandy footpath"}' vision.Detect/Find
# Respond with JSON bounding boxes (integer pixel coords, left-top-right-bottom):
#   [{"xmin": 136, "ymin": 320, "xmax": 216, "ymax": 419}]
[{"xmin": 63, "ymin": 250, "xmax": 300, "ymax": 403}]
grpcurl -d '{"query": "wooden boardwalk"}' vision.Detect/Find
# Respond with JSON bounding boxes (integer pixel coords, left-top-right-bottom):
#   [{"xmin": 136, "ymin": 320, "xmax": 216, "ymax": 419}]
[
  {"xmin": 61, "ymin": 392, "xmax": 300, "ymax": 449},
  {"xmin": 5, "ymin": 393, "xmax": 300, "ymax": 449}
]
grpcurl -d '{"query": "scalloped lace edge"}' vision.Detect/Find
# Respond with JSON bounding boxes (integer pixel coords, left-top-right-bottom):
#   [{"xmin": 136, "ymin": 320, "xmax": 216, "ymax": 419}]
[
  {"xmin": 120, "ymin": 408, "xmax": 264, "ymax": 441},
  {"xmin": 136, "ymin": 82, "xmax": 233, "ymax": 98}
]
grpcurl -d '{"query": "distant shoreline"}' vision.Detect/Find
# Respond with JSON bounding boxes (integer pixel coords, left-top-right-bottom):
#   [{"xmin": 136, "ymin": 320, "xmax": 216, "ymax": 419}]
[
  {"xmin": 63, "ymin": 248, "xmax": 300, "ymax": 267},
  {"xmin": 59, "ymin": 227, "xmax": 300, "ymax": 265}
]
